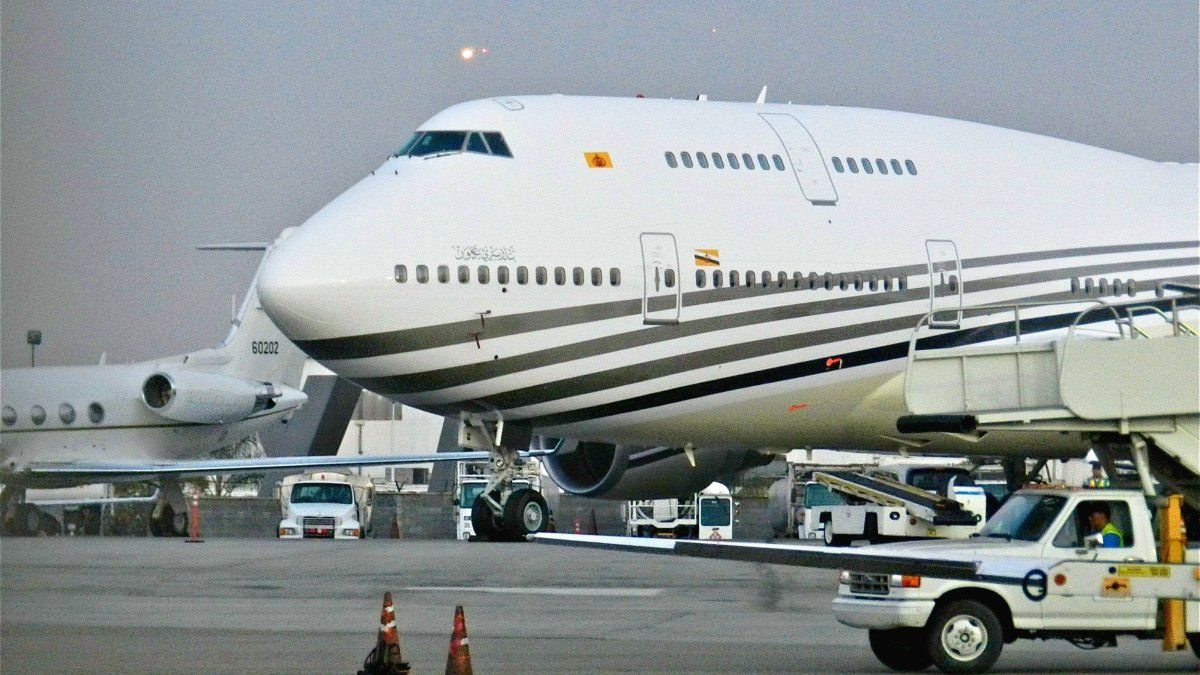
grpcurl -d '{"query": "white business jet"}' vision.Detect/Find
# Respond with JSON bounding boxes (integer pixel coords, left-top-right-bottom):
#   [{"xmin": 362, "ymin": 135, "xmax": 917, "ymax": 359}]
[
  {"xmin": 254, "ymin": 94, "xmax": 1199, "ymax": 540},
  {"xmin": 0, "ymin": 229, "xmax": 509, "ymax": 535}
]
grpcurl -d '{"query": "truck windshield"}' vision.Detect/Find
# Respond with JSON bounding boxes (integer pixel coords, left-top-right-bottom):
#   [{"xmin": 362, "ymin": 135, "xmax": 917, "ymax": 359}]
[
  {"xmin": 907, "ymin": 468, "xmax": 974, "ymax": 496},
  {"xmin": 291, "ymin": 483, "xmax": 353, "ymax": 505},
  {"xmin": 976, "ymin": 493, "xmax": 1066, "ymax": 541},
  {"xmin": 698, "ymin": 497, "xmax": 731, "ymax": 527},
  {"xmin": 460, "ymin": 483, "xmax": 486, "ymax": 508},
  {"xmin": 804, "ymin": 483, "xmax": 846, "ymax": 508}
]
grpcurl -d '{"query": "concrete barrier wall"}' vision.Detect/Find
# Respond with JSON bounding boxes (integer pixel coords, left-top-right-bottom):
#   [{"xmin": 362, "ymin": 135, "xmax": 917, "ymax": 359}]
[{"xmin": 189, "ymin": 493, "xmax": 773, "ymax": 541}]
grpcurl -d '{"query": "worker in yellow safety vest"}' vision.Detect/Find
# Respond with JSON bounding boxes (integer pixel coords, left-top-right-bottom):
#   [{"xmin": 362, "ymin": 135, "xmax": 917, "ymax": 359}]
[
  {"xmin": 1083, "ymin": 462, "xmax": 1110, "ymax": 489},
  {"xmin": 1087, "ymin": 505, "xmax": 1124, "ymax": 548}
]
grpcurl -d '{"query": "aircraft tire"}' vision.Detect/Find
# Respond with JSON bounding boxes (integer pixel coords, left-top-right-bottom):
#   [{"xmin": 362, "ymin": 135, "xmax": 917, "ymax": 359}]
[
  {"xmin": 501, "ymin": 488, "xmax": 548, "ymax": 540},
  {"xmin": 868, "ymin": 628, "xmax": 933, "ymax": 671},
  {"xmin": 170, "ymin": 510, "xmax": 189, "ymax": 537},
  {"xmin": 18, "ymin": 504, "xmax": 42, "ymax": 536},
  {"xmin": 37, "ymin": 511, "xmax": 61, "ymax": 536},
  {"xmin": 925, "ymin": 599, "xmax": 1003, "ymax": 674},
  {"xmin": 471, "ymin": 492, "xmax": 502, "ymax": 541}
]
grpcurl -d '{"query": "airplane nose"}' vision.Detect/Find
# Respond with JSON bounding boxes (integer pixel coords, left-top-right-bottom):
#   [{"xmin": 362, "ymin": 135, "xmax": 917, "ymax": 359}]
[{"xmin": 257, "ymin": 227, "xmax": 345, "ymax": 341}]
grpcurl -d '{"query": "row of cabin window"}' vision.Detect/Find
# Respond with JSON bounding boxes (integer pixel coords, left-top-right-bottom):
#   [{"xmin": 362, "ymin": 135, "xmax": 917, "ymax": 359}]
[
  {"xmin": 1, "ymin": 401, "xmax": 105, "ymax": 427},
  {"xmin": 696, "ymin": 268, "xmax": 909, "ymax": 293},
  {"xmin": 395, "ymin": 264, "xmax": 622, "ymax": 287},
  {"xmin": 665, "ymin": 151, "xmax": 786, "ymax": 172},
  {"xmin": 832, "ymin": 157, "xmax": 917, "ymax": 176},
  {"xmin": 1071, "ymin": 277, "xmax": 1139, "ymax": 297}
]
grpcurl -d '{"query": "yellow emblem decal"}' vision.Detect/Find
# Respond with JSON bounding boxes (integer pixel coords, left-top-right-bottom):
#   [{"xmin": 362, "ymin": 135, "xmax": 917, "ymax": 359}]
[
  {"xmin": 694, "ymin": 248, "xmax": 720, "ymax": 267},
  {"xmin": 584, "ymin": 152, "xmax": 612, "ymax": 168},
  {"xmin": 1116, "ymin": 565, "xmax": 1170, "ymax": 578}
]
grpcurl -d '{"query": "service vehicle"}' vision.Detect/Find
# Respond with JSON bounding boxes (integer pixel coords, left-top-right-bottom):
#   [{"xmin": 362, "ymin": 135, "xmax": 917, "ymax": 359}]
[
  {"xmin": 277, "ymin": 471, "xmax": 373, "ymax": 539},
  {"xmin": 626, "ymin": 482, "xmax": 735, "ymax": 540},
  {"xmin": 833, "ymin": 488, "xmax": 1199, "ymax": 673},
  {"xmin": 454, "ymin": 460, "xmax": 543, "ymax": 540},
  {"xmin": 803, "ymin": 465, "xmax": 987, "ymax": 546}
]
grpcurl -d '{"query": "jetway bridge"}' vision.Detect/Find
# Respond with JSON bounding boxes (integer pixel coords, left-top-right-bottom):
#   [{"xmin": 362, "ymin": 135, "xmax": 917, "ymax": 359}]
[{"xmin": 898, "ymin": 289, "xmax": 1199, "ymax": 508}]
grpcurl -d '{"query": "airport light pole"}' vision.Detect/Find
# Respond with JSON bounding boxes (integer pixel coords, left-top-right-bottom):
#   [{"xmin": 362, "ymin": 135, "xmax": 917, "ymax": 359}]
[{"xmin": 26, "ymin": 329, "xmax": 42, "ymax": 367}]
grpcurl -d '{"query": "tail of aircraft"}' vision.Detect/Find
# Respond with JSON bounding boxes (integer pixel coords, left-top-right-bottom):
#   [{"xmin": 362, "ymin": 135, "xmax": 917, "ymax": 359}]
[{"xmin": 183, "ymin": 228, "xmax": 308, "ymax": 389}]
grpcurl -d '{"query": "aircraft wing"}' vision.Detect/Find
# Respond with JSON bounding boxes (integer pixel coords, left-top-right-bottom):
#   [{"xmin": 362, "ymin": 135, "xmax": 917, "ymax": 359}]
[
  {"xmin": 10, "ymin": 450, "xmax": 550, "ymax": 485},
  {"xmin": 531, "ymin": 533, "xmax": 985, "ymax": 578}
]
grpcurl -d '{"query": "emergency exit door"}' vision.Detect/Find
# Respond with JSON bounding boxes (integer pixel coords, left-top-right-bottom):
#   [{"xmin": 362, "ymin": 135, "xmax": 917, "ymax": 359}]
[
  {"xmin": 926, "ymin": 239, "xmax": 963, "ymax": 329},
  {"xmin": 640, "ymin": 232, "xmax": 681, "ymax": 325},
  {"xmin": 759, "ymin": 113, "xmax": 838, "ymax": 205}
]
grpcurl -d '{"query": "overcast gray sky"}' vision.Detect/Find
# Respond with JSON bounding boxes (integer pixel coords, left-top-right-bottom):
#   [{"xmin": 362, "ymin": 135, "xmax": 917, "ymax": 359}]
[{"xmin": 2, "ymin": 1, "xmax": 1197, "ymax": 369}]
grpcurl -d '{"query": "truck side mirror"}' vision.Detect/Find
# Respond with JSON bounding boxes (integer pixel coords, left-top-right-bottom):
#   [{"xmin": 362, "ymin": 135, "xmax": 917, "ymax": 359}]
[{"xmin": 452, "ymin": 498, "xmax": 460, "ymax": 507}]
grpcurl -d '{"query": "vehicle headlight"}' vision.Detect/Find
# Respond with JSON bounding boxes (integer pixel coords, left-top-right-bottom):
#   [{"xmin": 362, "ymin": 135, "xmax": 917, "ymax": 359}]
[
  {"xmin": 279, "ymin": 527, "xmax": 296, "ymax": 536},
  {"xmin": 889, "ymin": 574, "xmax": 921, "ymax": 588},
  {"xmin": 839, "ymin": 570, "xmax": 851, "ymax": 585}
]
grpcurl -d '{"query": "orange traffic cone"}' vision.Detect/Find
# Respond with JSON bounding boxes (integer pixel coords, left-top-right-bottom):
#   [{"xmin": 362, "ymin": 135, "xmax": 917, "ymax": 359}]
[
  {"xmin": 358, "ymin": 592, "xmax": 410, "ymax": 675},
  {"xmin": 445, "ymin": 604, "xmax": 473, "ymax": 675}
]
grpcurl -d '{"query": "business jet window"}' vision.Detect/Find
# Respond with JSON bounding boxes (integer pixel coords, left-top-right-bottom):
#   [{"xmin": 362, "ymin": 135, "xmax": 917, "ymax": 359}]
[
  {"xmin": 2, "ymin": 406, "xmax": 15, "ymax": 426},
  {"xmin": 762, "ymin": 270, "xmax": 772, "ymax": 288},
  {"xmin": 729, "ymin": 270, "xmax": 740, "ymax": 286},
  {"xmin": 477, "ymin": 265, "xmax": 490, "ymax": 284},
  {"xmin": 88, "ymin": 402, "xmax": 105, "ymax": 424},
  {"xmin": 610, "ymin": 267, "xmax": 621, "ymax": 286},
  {"xmin": 695, "ymin": 270, "xmax": 706, "ymax": 288},
  {"xmin": 681, "ymin": 152, "xmax": 694, "ymax": 168},
  {"xmin": 711, "ymin": 153, "xmax": 724, "ymax": 169},
  {"xmin": 891, "ymin": 159, "xmax": 903, "ymax": 174},
  {"xmin": 745, "ymin": 270, "xmax": 756, "ymax": 287},
  {"xmin": 665, "ymin": 152, "xmax": 678, "ymax": 168},
  {"xmin": 696, "ymin": 152, "xmax": 709, "ymax": 168},
  {"xmin": 437, "ymin": 265, "xmax": 450, "ymax": 283},
  {"xmin": 772, "ymin": 155, "xmax": 785, "ymax": 171},
  {"xmin": 711, "ymin": 269, "xmax": 723, "ymax": 287},
  {"xmin": 572, "ymin": 267, "xmax": 585, "ymax": 286},
  {"xmin": 497, "ymin": 266, "xmax": 510, "ymax": 285},
  {"xmin": 905, "ymin": 159, "xmax": 918, "ymax": 175},
  {"xmin": 831, "ymin": 157, "xmax": 844, "ymax": 173},
  {"xmin": 416, "ymin": 265, "xmax": 429, "ymax": 283},
  {"xmin": 394, "ymin": 265, "xmax": 408, "ymax": 283},
  {"xmin": 756, "ymin": 154, "xmax": 769, "ymax": 170},
  {"xmin": 458, "ymin": 265, "xmax": 470, "ymax": 283},
  {"xmin": 727, "ymin": 153, "xmax": 740, "ymax": 169},
  {"xmin": 554, "ymin": 267, "xmax": 566, "ymax": 285},
  {"xmin": 517, "ymin": 266, "xmax": 529, "ymax": 284},
  {"xmin": 876, "ymin": 159, "xmax": 888, "ymax": 174},
  {"xmin": 536, "ymin": 266, "xmax": 548, "ymax": 285},
  {"xmin": 591, "ymin": 267, "xmax": 603, "ymax": 286},
  {"xmin": 30, "ymin": 405, "xmax": 46, "ymax": 425},
  {"xmin": 847, "ymin": 158, "xmax": 859, "ymax": 173},
  {"xmin": 742, "ymin": 153, "xmax": 754, "ymax": 170},
  {"xmin": 59, "ymin": 403, "xmax": 76, "ymax": 425},
  {"xmin": 861, "ymin": 158, "xmax": 874, "ymax": 174}
]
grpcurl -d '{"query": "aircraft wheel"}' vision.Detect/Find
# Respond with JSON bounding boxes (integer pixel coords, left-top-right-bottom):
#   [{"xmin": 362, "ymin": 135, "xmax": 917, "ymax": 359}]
[
  {"xmin": 501, "ymin": 488, "xmax": 548, "ymax": 540},
  {"xmin": 868, "ymin": 628, "xmax": 933, "ymax": 671},
  {"xmin": 37, "ymin": 511, "xmax": 62, "ymax": 536},
  {"xmin": 470, "ymin": 492, "xmax": 502, "ymax": 541},
  {"xmin": 926, "ymin": 599, "xmax": 1003, "ymax": 674},
  {"xmin": 171, "ymin": 510, "xmax": 189, "ymax": 537}
]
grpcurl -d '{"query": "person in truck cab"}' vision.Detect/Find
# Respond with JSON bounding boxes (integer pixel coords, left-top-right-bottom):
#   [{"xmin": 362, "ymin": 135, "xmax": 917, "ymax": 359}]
[{"xmin": 1086, "ymin": 503, "xmax": 1124, "ymax": 548}]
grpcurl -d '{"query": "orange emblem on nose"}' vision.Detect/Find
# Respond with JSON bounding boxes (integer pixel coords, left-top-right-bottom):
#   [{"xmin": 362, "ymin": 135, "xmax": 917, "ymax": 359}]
[{"xmin": 584, "ymin": 152, "xmax": 612, "ymax": 168}]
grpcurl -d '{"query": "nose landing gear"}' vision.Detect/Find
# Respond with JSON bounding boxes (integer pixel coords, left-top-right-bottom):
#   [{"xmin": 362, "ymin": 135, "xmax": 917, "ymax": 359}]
[{"xmin": 460, "ymin": 415, "xmax": 550, "ymax": 542}]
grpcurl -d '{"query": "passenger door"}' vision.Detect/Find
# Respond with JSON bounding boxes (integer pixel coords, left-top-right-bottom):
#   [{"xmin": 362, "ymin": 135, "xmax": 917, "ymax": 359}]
[
  {"xmin": 640, "ymin": 232, "xmax": 681, "ymax": 325},
  {"xmin": 925, "ymin": 239, "xmax": 962, "ymax": 328}
]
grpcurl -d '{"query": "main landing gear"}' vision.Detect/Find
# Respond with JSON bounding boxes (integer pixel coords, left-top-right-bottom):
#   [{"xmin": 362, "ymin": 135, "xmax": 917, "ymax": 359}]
[
  {"xmin": 148, "ymin": 480, "xmax": 189, "ymax": 537},
  {"xmin": 460, "ymin": 415, "xmax": 550, "ymax": 542},
  {"xmin": 0, "ymin": 486, "xmax": 60, "ymax": 536}
]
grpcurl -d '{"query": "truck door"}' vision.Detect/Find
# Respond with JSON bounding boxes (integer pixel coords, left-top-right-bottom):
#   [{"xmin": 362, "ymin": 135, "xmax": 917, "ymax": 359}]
[
  {"xmin": 1040, "ymin": 499, "xmax": 1156, "ymax": 630},
  {"xmin": 640, "ymin": 232, "xmax": 681, "ymax": 325},
  {"xmin": 758, "ymin": 113, "xmax": 838, "ymax": 205},
  {"xmin": 698, "ymin": 494, "xmax": 734, "ymax": 540},
  {"xmin": 925, "ymin": 239, "xmax": 962, "ymax": 329}
]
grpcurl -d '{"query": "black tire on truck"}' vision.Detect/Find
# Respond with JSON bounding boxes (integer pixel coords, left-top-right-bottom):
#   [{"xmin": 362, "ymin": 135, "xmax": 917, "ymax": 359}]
[
  {"xmin": 470, "ymin": 491, "xmax": 501, "ymax": 541},
  {"xmin": 823, "ymin": 523, "xmax": 850, "ymax": 547},
  {"xmin": 868, "ymin": 627, "xmax": 934, "ymax": 671},
  {"xmin": 1187, "ymin": 633, "xmax": 1199, "ymax": 660},
  {"xmin": 501, "ymin": 488, "xmax": 548, "ymax": 539},
  {"xmin": 925, "ymin": 599, "xmax": 1003, "ymax": 674}
]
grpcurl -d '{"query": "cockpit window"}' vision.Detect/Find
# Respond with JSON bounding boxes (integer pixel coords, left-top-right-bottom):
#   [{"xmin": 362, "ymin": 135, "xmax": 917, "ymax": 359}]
[{"xmin": 393, "ymin": 130, "xmax": 514, "ymax": 159}]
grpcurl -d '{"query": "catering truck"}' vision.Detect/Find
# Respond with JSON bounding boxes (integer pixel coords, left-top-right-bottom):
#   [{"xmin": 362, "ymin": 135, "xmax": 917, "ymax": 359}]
[
  {"xmin": 626, "ymin": 482, "xmax": 735, "ymax": 540},
  {"xmin": 277, "ymin": 471, "xmax": 373, "ymax": 539},
  {"xmin": 833, "ymin": 488, "xmax": 1199, "ymax": 673}
]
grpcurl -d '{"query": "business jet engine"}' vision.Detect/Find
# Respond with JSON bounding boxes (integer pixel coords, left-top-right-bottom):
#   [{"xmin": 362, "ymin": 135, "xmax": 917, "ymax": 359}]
[
  {"xmin": 543, "ymin": 441, "xmax": 773, "ymax": 500},
  {"xmin": 141, "ymin": 370, "xmax": 283, "ymax": 424}
]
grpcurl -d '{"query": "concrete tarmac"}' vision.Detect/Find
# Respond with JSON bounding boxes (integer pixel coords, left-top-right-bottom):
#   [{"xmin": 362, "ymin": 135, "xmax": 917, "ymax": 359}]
[{"xmin": 1, "ymin": 538, "xmax": 1196, "ymax": 674}]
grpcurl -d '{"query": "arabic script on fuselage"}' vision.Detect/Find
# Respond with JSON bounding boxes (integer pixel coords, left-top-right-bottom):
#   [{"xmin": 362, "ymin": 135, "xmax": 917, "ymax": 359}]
[{"xmin": 452, "ymin": 245, "xmax": 516, "ymax": 262}]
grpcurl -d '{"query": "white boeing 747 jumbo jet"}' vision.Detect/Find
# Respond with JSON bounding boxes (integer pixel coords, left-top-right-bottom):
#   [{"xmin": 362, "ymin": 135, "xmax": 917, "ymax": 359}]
[{"xmin": 253, "ymin": 94, "xmax": 1198, "ymax": 540}]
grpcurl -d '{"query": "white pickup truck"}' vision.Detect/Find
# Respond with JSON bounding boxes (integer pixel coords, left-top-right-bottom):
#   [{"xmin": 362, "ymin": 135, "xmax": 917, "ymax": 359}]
[{"xmin": 833, "ymin": 487, "xmax": 1199, "ymax": 673}]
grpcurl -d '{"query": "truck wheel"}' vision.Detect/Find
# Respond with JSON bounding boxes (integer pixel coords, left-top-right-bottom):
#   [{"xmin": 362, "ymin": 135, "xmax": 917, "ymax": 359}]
[
  {"xmin": 823, "ymin": 525, "xmax": 850, "ymax": 547},
  {"xmin": 1187, "ymin": 633, "xmax": 1199, "ymax": 660},
  {"xmin": 502, "ymin": 488, "xmax": 548, "ymax": 539},
  {"xmin": 869, "ymin": 628, "xmax": 933, "ymax": 671},
  {"xmin": 926, "ymin": 599, "xmax": 1003, "ymax": 674},
  {"xmin": 470, "ymin": 492, "xmax": 501, "ymax": 541}
]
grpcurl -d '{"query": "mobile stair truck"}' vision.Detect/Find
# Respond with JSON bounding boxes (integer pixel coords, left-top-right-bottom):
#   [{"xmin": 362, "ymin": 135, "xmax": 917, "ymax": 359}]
[
  {"xmin": 626, "ymin": 482, "xmax": 735, "ymax": 540},
  {"xmin": 277, "ymin": 471, "xmax": 374, "ymax": 539},
  {"xmin": 803, "ymin": 468, "xmax": 986, "ymax": 546},
  {"xmin": 833, "ymin": 293, "xmax": 1200, "ymax": 673}
]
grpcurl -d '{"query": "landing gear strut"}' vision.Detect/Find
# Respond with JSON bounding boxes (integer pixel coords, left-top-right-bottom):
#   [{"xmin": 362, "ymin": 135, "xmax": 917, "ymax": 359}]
[
  {"xmin": 149, "ymin": 480, "xmax": 189, "ymax": 537},
  {"xmin": 460, "ymin": 414, "xmax": 550, "ymax": 542}
]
